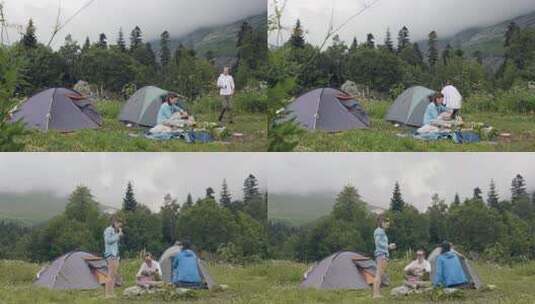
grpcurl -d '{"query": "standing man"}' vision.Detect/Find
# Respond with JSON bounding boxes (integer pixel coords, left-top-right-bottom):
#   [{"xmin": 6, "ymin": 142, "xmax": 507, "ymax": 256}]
[
  {"xmin": 441, "ymin": 81, "xmax": 462, "ymax": 119},
  {"xmin": 104, "ymin": 217, "xmax": 123, "ymax": 298},
  {"xmin": 217, "ymin": 67, "xmax": 235, "ymax": 124}
]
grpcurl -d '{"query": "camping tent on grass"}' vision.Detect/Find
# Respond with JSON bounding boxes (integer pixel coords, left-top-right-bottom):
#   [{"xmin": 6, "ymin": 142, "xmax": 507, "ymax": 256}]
[
  {"xmin": 119, "ymin": 86, "xmax": 169, "ymax": 127},
  {"xmin": 385, "ymin": 86, "xmax": 435, "ymax": 127},
  {"xmin": 11, "ymin": 88, "xmax": 102, "ymax": 132},
  {"xmin": 428, "ymin": 247, "xmax": 483, "ymax": 289},
  {"xmin": 34, "ymin": 251, "xmax": 110, "ymax": 290},
  {"xmin": 300, "ymin": 251, "xmax": 388, "ymax": 289},
  {"xmin": 286, "ymin": 88, "xmax": 370, "ymax": 132},
  {"xmin": 159, "ymin": 244, "xmax": 216, "ymax": 289}
]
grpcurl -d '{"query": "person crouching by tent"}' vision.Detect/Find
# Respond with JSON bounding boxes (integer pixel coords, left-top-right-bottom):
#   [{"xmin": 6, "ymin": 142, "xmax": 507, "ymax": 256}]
[
  {"xmin": 136, "ymin": 252, "xmax": 163, "ymax": 289},
  {"xmin": 433, "ymin": 241, "xmax": 468, "ymax": 288},
  {"xmin": 217, "ymin": 66, "xmax": 235, "ymax": 125},
  {"xmin": 172, "ymin": 240, "xmax": 203, "ymax": 289},
  {"xmin": 372, "ymin": 214, "xmax": 396, "ymax": 299},
  {"xmin": 423, "ymin": 93, "xmax": 448, "ymax": 126},
  {"xmin": 404, "ymin": 249, "xmax": 432, "ymax": 289},
  {"xmin": 157, "ymin": 92, "xmax": 187, "ymax": 126},
  {"xmin": 104, "ymin": 217, "xmax": 123, "ymax": 298},
  {"xmin": 441, "ymin": 81, "xmax": 462, "ymax": 120}
]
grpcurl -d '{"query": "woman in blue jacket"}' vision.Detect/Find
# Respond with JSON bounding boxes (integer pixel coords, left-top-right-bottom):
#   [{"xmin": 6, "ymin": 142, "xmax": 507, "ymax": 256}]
[
  {"xmin": 372, "ymin": 214, "xmax": 396, "ymax": 298},
  {"xmin": 157, "ymin": 92, "xmax": 186, "ymax": 125},
  {"xmin": 433, "ymin": 241, "xmax": 468, "ymax": 288},
  {"xmin": 423, "ymin": 93, "xmax": 448, "ymax": 126},
  {"xmin": 172, "ymin": 240, "xmax": 203, "ymax": 288}
]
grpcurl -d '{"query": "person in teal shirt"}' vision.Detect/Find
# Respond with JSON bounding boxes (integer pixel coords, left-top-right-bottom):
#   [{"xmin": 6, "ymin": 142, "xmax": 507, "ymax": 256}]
[
  {"xmin": 103, "ymin": 217, "xmax": 123, "ymax": 298},
  {"xmin": 373, "ymin": 214, "xmax": 396, "ymax": 298},
  {"xmin": 423, "ymin": 92, "xmax": 447, "ymax": 125},
  {"xmin": 157, "ymin": 92, "xmax": 186, "ymax": 125}
]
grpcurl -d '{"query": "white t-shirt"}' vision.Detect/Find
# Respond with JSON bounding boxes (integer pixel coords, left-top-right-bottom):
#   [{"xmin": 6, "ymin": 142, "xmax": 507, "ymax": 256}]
[
  {"xmin": 136, "ymin": 260, "xmax": 162, "ymax": 278},
  {"xmin": 404, "ymin": 259, "xmax": 431, "ymax": 275},
  {"xmin": 217, "ymin": 74, "xmax": 235, "ymax": 96},
  {"xmin": 441, "ymin": 85, "xmax": 462, "ymax": 110}
]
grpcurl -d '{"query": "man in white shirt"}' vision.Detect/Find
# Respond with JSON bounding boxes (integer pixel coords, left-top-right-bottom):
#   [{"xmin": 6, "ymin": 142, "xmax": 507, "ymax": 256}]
[
  {"xmin": 441, "ymin": 81, "xmax": 463, "ymax": 119},
  {"xmin": 217, "ymin": 67, "xmax": 235, "ymax": 124},
  {"xmin": 404, "ymin": 249, "xmax": 432, "ymax": 289},
  {"xmin": 136, "ymin": 253, "xmax": 163, "ymax": 289}
]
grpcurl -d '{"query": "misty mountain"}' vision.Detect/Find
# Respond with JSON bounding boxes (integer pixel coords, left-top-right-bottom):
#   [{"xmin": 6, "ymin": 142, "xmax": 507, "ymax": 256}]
[
  {"xmin": 269, "ymin": 192, "xmax": 384, "ymax": 226},
  {"xmin": 0, "ymin": 191, "xmax": 118, "ymax": 225},
  {"xmin": 417, "ymin": 10, "xmax": 535, "ymax": 68},
  {"xmin": 151, "ymin": 13, "xmax": 266, "ymax": 68}
]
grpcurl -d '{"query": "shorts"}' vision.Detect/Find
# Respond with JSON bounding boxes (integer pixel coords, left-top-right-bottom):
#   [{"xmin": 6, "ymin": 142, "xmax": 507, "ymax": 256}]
[
  {"xmin": 375, "ymin": 254, "xmax": 388, "ymax": 263},
  {"xmin": 105, "ymin": 255, "xmax": 120, "ymax": 262}
]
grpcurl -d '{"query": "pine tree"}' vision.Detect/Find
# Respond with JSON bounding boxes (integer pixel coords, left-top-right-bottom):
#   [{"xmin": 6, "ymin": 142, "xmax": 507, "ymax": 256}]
[
  {"xmin": 487, "ymin": 179, "xmax": 500, "ymax": 209},
  {"xmin": 82, "ymin": 37, "xmax": 91, "ymax": 52},
  {"xmin": 384, "ymin": 28, "xmax": 394, "ymax": 52},
  {"xmin": 412, "ymin": 43, "xmax": 424, "ymax": 65},
  {"xmin": 427, "ymin": 31, "xmax": 439, "ymax": 68},
  {"xmin": 220, "ymin": 179, "xmax": 232, "ymax": 208},
  {"xmin": 130, "ymin": 26, "xmax": 143, "ymax": 50},
  {"xmin": 160, "ymin": 193, "xmax": 179, "ymax": 244},
  {"xmin": 160, "ymin": 30, "xmax": 171, "ymax": 68},
  {"xmin": 122, "ymin": 182, "xmax": 138, "ymax": 211},
  {"xmin": 442, "ymin": 44, "xmax": 452, "ymax": 65},
  {"xmin": 117, "ymin": 28, "xmax": 126, "ymax": 52},
  {"xmin": 473, "ymin": 187, "xmax": 483, "ymax": 201},
  {"xmin": 289, "ymin": 19, "xmax": 305, "ymax": 48},
  {"xmin": 390, "ymin": 182, "xmax": 405, "ymax": 212},
  {"xmin": 350, "ymin": 37, "xmax": 358, "ymax": 51},
  {"xmin": 237, "ymin": 22, "xmax": 253, "ymax": 48},
  {"xmin": 511, "ymin": 174, "xmax": 528, "ymax": 202},
  {"xmin": 96, "ymin": 33, "xmax": 107, "ymax": 49},
  {"xmin": 366, "ymin": 33, "xmax": 375, "ymax": 48},
  {"xmin": 206, "ymin": 187, "xmax": 215, "ymax": 199},
  {"xmin": 453, "ymin": 193, "xmax": 461, "ymax": 206},
  {"xmin": 21, "ymin": 19, "xmax": 37, "ymax": 48},
  {"xmin": 397, "ymin": 26, "xmax": 410, "ymax": 52},
  {"xmin": 243, "ymin": 174, "xmax": 261, "ymax": 202},
  {"xmin": 505, "ymin": 22, "xmax": 520, "ymax": 47},
  {"xmin": 182, "ymin": 193, "xmax": 194, "ymax": 210}
]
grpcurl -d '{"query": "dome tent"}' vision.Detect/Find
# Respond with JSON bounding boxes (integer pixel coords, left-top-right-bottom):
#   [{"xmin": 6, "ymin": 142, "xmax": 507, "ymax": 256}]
[
  {"xmin": 158, "ymin": 244, "xmax": 217, "ymax": 289},
  {"xmin": 385, "ymin": 86, "xmax": 436, "ymax": 127},
  {"xmin": 118, "ymin": 86, "xmax": 168, "ymax": 127},
  {"xmin": 11, "ymin": 88, "xmax": 102, "ymax": 132},
  {"xmin": 286, "ymin": 88, "xmax": 370, "ymax": 132},
  {"xmin": 428, "ymin": 247, "xmax": 483, "ymax": 289},
  {"xmin": 300, "ymin": 251, "xmax": 388, "ymax": 289}
]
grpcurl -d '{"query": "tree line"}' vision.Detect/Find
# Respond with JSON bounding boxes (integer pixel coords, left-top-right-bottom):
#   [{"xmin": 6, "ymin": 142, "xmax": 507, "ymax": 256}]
[
  {"xmin": 270, "ymin": 174, "xmax": 535, "ymax": 264},
  {"xmin": 0, "ymin": 174, "xmax": 268, "ymax": 263}
]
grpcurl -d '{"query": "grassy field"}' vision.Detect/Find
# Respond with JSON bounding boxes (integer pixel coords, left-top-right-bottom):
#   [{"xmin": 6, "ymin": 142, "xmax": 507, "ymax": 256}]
[
  {"xmin": 2, "ymin": 258, "xmax": 535, "ymax": 304},
  {"xmin": 18, "ymin": 100, "xmax": 267, "ymax": 152},
  {"xmin": 295, "ymin": 100, "xmax": 535, "ymax": 152}
]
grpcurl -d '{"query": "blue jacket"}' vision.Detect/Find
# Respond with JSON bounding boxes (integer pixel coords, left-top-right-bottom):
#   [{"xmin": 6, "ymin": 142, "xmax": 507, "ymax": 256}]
[
  {"xmin": 103, "ymin": 226, "xmax": 120, "ymax": 258},
  {"xmin": 172, "ymin": 249, "xmax": 202, "ymax": 284},
  {"xmin": 157, "ymin": 103, "xmax": 183, "ymax": 124},
  {"xmin": 433, "ymin": 251, "xmax": 468, "ymax": 287},
  {"xmin": 423, "ymin": 103, "xmax": 447, "ymax": 125},
  {"xmin": 374, "ymin": 227, "xmax": 389, "ymax": 258}
]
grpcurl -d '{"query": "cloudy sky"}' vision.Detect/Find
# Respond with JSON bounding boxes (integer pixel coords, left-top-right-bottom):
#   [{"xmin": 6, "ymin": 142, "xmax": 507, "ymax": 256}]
[
  {"xmin": 0, "ymin": 153, "xmax": 266, "ymax": 211},
  {"xmin": 4, "ymin": 0, "xmax": 266, "ymax": 48},
  {"xmin": 269, "ymin": 0, "xmax": 535, "ymax": 47},
  {"xmin": 266, "ymin": 153, "xmax": 535, "ymax": 211}
]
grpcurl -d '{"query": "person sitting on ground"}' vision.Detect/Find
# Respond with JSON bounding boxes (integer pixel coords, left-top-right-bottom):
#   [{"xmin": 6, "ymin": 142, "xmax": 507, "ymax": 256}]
[
  {"xmin": 136, "ymin": 252, "xmax": 163, "ymax": 289},
  {"xmin": 423, "ymin": 93, "xmax": 448, "ymax": 126},
  {"xmin": 441, "ymin": 81, "xmax": 463, "ymax": 120},
  {"xmin": 433, "ymin": 241, "xmax": 468, "ymax": 288},
  {"xmin": 172, "ymin": 240, "xmax": 204, "ymax": 289},
  {"xmin": 157, "ymin": 92, "xmax": 187, "ymax": 126},
  {"xmin": 404, "ymin": 249, "xmax": 432, "ymax": 289}
]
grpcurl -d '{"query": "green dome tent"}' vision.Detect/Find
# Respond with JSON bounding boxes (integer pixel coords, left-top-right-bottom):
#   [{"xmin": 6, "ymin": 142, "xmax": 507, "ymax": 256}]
[
  {"xmin": 119, "ymin": 86, "xmax": 169, "ymax": 127},
  {"xmin": 385, "ymin": 86, "xmax": 435, "ymax": 127}
]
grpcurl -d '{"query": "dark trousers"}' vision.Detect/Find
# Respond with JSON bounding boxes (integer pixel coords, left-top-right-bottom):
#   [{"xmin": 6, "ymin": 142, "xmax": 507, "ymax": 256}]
[{"xmin": 218, "ymin": 95, "xmax": 233, "ymax": 122}]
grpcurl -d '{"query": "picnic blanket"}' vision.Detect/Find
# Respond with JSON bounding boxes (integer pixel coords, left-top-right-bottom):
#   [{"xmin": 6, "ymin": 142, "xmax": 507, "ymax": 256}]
[{"xmin": 414, "ymin": 131, "xmax": 480, "ymax": 144}]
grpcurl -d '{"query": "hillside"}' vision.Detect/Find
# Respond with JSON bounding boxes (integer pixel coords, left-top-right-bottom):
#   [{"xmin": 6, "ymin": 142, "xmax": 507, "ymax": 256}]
[
  {"xmin": 269, "ymin": 192, "xmax": 384, "ymax": 226},
  {"xmin": 151, "ymin": 13, "xmax": 267, "ymax": 67},
  {"xmin": 0, "ymin": 191, "xmax": 118, "ymax": 225}
]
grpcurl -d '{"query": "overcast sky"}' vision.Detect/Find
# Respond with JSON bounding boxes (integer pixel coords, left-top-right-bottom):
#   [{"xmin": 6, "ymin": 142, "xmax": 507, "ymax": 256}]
[
  {"xmin": 0, "ymin": 153, "xmax": 266, "ymax": 211},
  {"xmin": 266, "ymin": 153, "xmax": 535, "ymax": 211},
  {"xmin": 4, "ymin": 0, "xmax": 266, "ymax": 48},
  {"xmin": 269, "ymin": 0, "xmax": 535, "ymax": 47}
]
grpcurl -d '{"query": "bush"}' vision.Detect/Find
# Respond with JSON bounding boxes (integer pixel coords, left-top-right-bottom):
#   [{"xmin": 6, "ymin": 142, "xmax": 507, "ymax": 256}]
[
  {"xmin": 464, "ymin": 85, "xmax": 535, "ymax": 114},
  {"xmin": 234, "ymin": 86, "xmax": 268, "ymax": 113}
]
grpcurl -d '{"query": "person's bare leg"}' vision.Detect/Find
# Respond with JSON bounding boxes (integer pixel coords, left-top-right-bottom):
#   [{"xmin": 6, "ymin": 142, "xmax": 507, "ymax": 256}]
[
  {"xmin": 372, "ymin": 258, "xmax": 384, "ymax": 298},
  {"xmin": 105, "ymin": 259, "xmax": 117, "ymax": 297}
]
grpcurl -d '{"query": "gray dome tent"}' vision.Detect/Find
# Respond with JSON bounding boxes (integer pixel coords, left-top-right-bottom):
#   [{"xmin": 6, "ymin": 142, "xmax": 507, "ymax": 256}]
[
  {"xmin": 158, "ymin": 245, "xmax": 216, "ymax": 289},
  {"xmin": 34, "ymin": 251, "xmax": 103, "ymax": 290},
  {"xmin": 286, "ymin": 88, "xmax": 370, "ymax": 132},
  {"xmin": 385, "ymin": 86, "xmax": 435, "ymax": 127},
  {"xmin": 428, "ymin": 247, "xmax": 483, "ymax": 289},
  {"xmin": 119, "ymin": 86, "xmax": 169, "ymax": 127},
  {"xmin": 11, "ymin": 88, "xmax": 102, "ymax": 132},
  {"xmin": 300, "ymin": 251, "xmax": 388, "ymax": 289}
]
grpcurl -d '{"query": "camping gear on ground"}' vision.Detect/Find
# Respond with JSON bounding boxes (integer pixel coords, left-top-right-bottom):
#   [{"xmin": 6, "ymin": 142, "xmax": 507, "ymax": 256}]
[
  {"xmin": 285, "ymin": 88, "xmax": 370, "ymax": 132},
  {"xmin": 300, "ymin": 251, "xmax": 388, "ymax": 289},
  {"xmin": 386, "ymin": 86, "xmax": 436, "ymax": 127},
  {"xmin": 158, "ymin": 245, "xmax": 216, "ymax": 290},
  {"xmin": 428, "ymin": 247, "xmax": 482, "ymax": 289},
  {"xmin": 34, "ymin": 251, "xmax": 118, "ymax": 290},
  {"xmin": 10, "ymin": 88, "xmax": 102, "ymax": 132}
]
